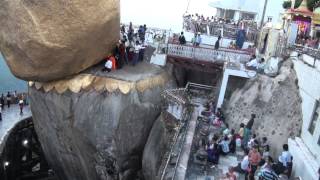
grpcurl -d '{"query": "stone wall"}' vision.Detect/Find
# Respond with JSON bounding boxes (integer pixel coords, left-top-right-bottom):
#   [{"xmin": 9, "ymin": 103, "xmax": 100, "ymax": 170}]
[{"xmin": 223, "ymin": 60, "xmax": 303, "ymax": 156}]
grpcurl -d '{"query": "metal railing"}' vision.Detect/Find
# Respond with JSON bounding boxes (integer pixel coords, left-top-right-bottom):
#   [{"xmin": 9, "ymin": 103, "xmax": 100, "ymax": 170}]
[
  {"xmin": 167, "ymin": 43, "xmax": 251, "ymax": 63},
  {"xmin": 292, "ymin": 44, "xmax": 320, "ymax": 59}
]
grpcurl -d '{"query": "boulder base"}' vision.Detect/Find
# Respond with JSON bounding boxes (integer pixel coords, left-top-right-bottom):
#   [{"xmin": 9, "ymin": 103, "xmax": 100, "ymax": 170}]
[{"xmin": 28, "ymin": 63, "xmax": 176, "ymax": 180}]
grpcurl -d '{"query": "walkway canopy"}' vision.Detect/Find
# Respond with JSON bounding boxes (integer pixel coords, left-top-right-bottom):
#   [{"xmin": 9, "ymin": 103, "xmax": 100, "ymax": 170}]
[
  {"xmin": 313, "ymin": 7, "xmax": 320, "ymax": 25},
  {"xmin": 286, "ymin": 0, "xmax": 313, "ymax": 18}
]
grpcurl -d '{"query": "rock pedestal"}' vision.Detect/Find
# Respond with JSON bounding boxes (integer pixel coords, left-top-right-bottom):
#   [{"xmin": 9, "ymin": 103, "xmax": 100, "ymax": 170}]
[{"xmin": 28, "ymin": 63, "xmax": 176, "ymax": 180}]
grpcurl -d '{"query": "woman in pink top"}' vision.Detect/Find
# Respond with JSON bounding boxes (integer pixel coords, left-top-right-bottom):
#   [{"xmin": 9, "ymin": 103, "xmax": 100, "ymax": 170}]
[{"xmin": 248, "ymin": 146, "xmax": 261, "ymax": 180}]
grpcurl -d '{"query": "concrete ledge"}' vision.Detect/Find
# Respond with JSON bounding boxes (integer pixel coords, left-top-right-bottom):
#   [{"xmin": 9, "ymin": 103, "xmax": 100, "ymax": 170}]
[{"xmin": 288, "ymin": 137, "xmax": 319, "ymax": 180}]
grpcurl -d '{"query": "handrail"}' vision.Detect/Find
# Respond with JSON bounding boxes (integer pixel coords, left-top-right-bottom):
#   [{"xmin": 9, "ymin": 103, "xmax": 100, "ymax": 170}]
[
  {"xmin": 293, "ymin": 44, "xmax": 320, "ymax": 59},
  {"xmin": 169, "ymin": 42, "xmax": 251, "ymax": 54},
  {"xmin": 186, "ymin": 82, "xmax": 215, "ymax": 91},
  {"xmin": 167, "ymin": 44, "xmax": 251, "ymax": 63}
]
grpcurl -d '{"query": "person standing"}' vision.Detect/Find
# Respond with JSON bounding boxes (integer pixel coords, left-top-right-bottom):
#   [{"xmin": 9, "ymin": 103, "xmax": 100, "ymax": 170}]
[
  {"xmin": 0, "ymin": 104, "xmax": 2, "ymax": 121},
  {"xmin": 248, "ymin": 145, "xmax": 261, "ymax": 180},
  {"xmin": 195, "ymin": 33, "xmax": 202, "ymax": 46},
  {"xmin": 119, "ymin": 40, "xmax": 128, "ymax": 65},
  {"xmin": 13, "ymin": 90, "xmax": 17, "ymax": 104},
  {"xmin": 233, "ymin": 149, "xmax": 250, "ymax": 174},
  {"xmin": 179, "ymin": 32, "xmax": 186, "ymax": 45},
  {"xmin": 0, "ymin": 94, "xmax": 4, "ymax": 110},
  {"xmin": 215, "ymin": 35, "xmax": 222, "ymax": 50},
  {"xmin": 19, "ymin": 98, "xmax": 24, "ymax": 115},
  {"xmin": 6, "ymin": 92, "xmax": 11, "ymax": 108},
  {"xmin": 275, "ymin": 144, "xmax": 293, "ymax": 177}
]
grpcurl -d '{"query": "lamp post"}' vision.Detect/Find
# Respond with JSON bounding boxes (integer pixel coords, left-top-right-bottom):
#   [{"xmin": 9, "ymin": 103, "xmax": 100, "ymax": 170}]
[{"xmin": 260, "ymin": 0, "xmax": 269, "ymax": 28}]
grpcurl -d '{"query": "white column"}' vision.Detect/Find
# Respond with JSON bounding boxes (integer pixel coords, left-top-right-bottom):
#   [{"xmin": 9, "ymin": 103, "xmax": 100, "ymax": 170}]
[
  {"xmin": 234, "ymin": 11, "xmax": 240, "ymax": 21},
  {"xmin": 217, "ymin": 70, "xmax": 230, "ymax": 109}
]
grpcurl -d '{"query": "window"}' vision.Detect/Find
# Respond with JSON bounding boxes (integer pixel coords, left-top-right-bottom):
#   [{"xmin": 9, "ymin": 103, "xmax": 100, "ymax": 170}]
[{"xmin": 308, "ymin": 101, "xmax": 319, "ymax": 135}]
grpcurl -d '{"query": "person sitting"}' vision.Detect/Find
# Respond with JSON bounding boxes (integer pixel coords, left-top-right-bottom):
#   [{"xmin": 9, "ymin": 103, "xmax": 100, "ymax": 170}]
[
  {"xmin": 247, "ymin": 134, "xmax": 257, "ymax": 149},
  {"xmin": 257, "ymin": 58, "xmax": 266, "ymax": 73},
  {"xmin": 102, "ymin": 58, "xmax": 113, "ymax": 72},
  {"xmin": 258, "ymin": 156, "xmax": 279, "ymax": 180},
  {"xmin": 229, "ymin": 41, "xmax": 235, "ymax": 49},
  {"xmin": 222, "ymin": 167, "xmax": 237, "ymax": 180},
  {"xmin": 262, "ymin": 145, "xmax": 270, "ymax": 161},
  {"xmin": 223, "ymin": 123, "xmax": 230, "ymax": 136},
  {"xmin": 215, "ymin": 108, "xmax": 225, "ymax": 121},
  {"xmin": 213, "ymin": 117, "xmax": 223, "ymax": 127},
  {"xmin": 233, "ymin": 149, "xmax": 250, "ymax": 174},
  {"xmin": 219, "ymin": 135, "xmax": 230, "ymax": 155},
  {"xmin": 246, "ymin": 55, "xmax": 259, "ymax": 70}
]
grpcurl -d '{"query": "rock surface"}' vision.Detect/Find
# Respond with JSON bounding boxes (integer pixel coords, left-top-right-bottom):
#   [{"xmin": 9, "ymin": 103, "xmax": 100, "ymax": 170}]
[
  {"xmin": 223, "ymin": 61, "xmax": 303, "ymax": 156},
  {"xmin": 28, "ymin": 63, "xmax": 176, "ymax": 180},
  {"xmin": 0, "ymin": 0, "xmax": 119, "ymax": 82},
  {"xmin": 142, "ymin": 114, "xmax": 172, "ymax": 180}
]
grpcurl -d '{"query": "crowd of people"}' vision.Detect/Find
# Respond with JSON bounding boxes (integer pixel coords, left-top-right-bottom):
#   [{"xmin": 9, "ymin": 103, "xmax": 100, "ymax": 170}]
[
  {"xmin": 297, "ymin": 34, "xmax": 320, "ymax": 49},
  {"xmin": 0, "ymin": 91, "xmax": 27, "ymax": 121},
  {"xmin": 183, "ymin": 13, "xmax": 258, "ymax": 29},
  {"xmin": 183, "ymin": 13, "xmax": 258, "ymax": 42},
  {"xmin": 101, "ymin": 23, "xmax": 148, "ymax": 73},
  {"xmin": 195, "ymin": 102, "xmax": 293, "ymax": 180}
]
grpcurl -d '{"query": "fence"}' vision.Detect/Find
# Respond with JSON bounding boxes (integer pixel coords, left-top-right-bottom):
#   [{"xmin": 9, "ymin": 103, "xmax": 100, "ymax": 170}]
[{"xmin": 167, "ymin": 43, "xmax": 251, "ymax": 64}]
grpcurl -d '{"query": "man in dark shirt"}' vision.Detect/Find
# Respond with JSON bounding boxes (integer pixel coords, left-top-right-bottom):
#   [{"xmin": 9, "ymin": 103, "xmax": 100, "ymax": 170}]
[
  {"xmin": 6, "ymin": 92, "xmax": 11, "ymax": 108},
  {"xmin": 179, "ymin": 32, "xmax": 186, "ymax": 45}
]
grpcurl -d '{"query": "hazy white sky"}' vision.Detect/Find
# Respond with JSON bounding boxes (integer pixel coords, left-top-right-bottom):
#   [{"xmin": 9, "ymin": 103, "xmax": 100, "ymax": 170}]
[
  {"xmin": 120, "ymin": 0, "xmax": 216, "ymax": 32},
  {"xmin": 120, "ymin": 0, "xmax": 284, "ymax": 32}
]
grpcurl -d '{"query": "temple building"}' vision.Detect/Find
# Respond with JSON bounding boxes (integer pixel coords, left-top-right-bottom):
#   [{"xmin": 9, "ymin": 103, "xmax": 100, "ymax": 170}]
[{"xmin": 209, "ymin": 0, "xmax": 284, "ymax": 24}]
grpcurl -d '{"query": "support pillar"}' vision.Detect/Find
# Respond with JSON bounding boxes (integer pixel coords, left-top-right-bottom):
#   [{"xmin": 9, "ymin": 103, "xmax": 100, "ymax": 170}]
[
  {"xmin": 216, "ymin": 70, "xmax": 230, "ymax": 109},
  {"xmin": 234, "ymin": 11, "xmax": 240, "ymax": 22}
]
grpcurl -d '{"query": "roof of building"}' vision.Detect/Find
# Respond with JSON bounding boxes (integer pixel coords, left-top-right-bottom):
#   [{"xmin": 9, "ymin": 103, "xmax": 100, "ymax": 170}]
[
  {"xmin": 313, "ymin": 7, "xmax": 320, "ymax": 24},
  {"xmin": 286, "ymin": 0, "xmax": 313, "ymax": 17},
  {"xmin": 209, "ymin": 0, "xmax": 259, "ymax": 14}
]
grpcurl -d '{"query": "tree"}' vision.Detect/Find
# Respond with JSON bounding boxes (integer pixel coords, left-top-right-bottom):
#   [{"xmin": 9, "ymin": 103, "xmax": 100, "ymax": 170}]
[{"xmin": 282, "ymin": 0, "xmax": 320, "ymax": 10}]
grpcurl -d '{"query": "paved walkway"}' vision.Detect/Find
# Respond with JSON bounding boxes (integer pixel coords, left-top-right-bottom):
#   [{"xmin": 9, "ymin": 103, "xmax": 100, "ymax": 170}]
[
  {"xmin": 185, "ymin": 106, "xmax": 246, "ymax": 180},
  {"xmin": 0, "ymin": 104, "xmax": 31, "ymax": 153}
]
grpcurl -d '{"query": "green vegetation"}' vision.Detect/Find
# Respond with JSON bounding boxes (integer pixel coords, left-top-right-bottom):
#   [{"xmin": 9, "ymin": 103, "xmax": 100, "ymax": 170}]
[{"xmin": 282, "ymin": 0, "xmax": 320, "ymax": 10}]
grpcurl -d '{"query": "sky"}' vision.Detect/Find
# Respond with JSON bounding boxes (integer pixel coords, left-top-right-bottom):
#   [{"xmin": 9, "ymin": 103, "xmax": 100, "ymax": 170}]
[
  {"xmin": 120, "ymin": 0, "xmax": 284, "ymax": 32},
  {"xmin": 120, "ymin": 0, "xmax": 216, "ymax": 32}
]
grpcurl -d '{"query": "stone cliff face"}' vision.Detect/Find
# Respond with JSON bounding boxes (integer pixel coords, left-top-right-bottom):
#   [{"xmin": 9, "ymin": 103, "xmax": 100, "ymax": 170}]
[
  {"xmin": 0, "ymin": 0, "xmax": 119, "ymax": 82},
  {"xmin": 223, "ymin": 61, "xmax": 303, "ymax": 156},
  {"xmin": 28, "ymin": 64, "xmax": 176, "ymax": 180},
  {"xmin": 142, "ymin": 112, "xmax": 177, "ymax": 180}
]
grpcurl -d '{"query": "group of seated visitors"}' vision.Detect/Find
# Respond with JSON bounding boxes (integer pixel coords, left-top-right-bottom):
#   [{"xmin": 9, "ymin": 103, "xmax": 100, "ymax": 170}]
[
  {"xmin": 102, "ymin": 22, "xmax": 147, "ymax": 73},
  {"xmin": 246, "ymin": 55, "xmax": 266, "ymax": 73},
  {"xmin": 196, "ymin": 103, "xmax": 293, "ymax": 180}
]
